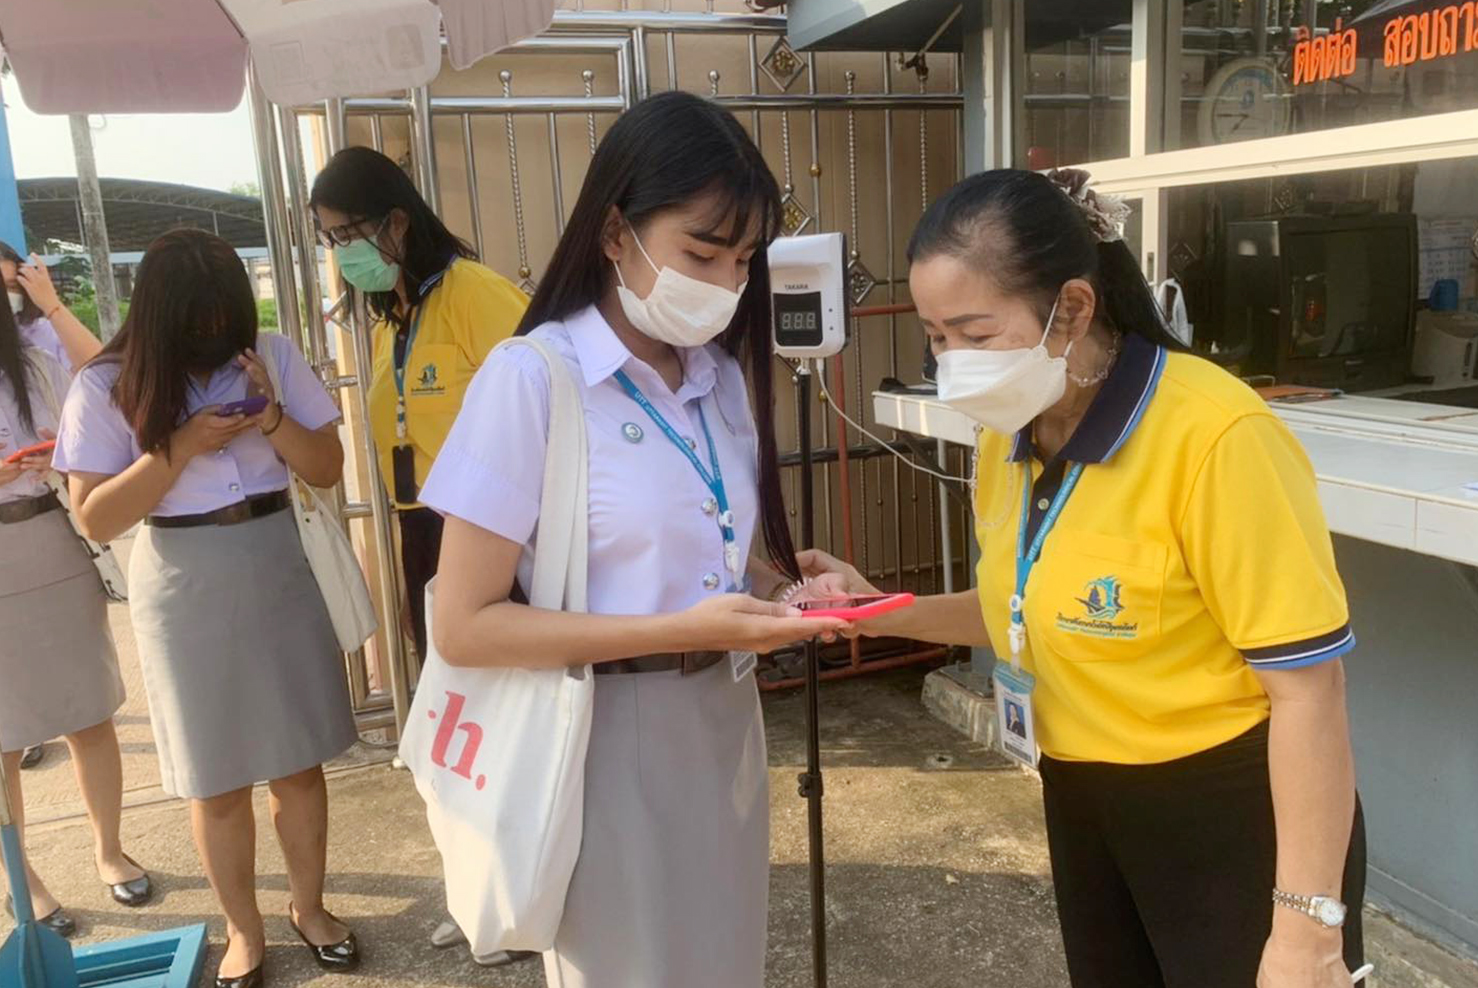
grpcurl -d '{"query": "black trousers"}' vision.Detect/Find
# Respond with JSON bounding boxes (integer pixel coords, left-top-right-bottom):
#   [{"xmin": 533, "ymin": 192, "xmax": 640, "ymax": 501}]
[
  {"xmin": 1039, "ymin": 721, "xmax": 1366, "ymax": 988},
  {"xmin": 397, "ymin": 507, "xmax": 445, "ymax": 662}
]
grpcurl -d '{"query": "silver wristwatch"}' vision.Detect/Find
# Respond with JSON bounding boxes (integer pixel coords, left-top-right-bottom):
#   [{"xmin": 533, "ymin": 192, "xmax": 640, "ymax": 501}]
[{"xmin": 1272, "ymin": 888, "xmax": 1348, "ymax": 928}]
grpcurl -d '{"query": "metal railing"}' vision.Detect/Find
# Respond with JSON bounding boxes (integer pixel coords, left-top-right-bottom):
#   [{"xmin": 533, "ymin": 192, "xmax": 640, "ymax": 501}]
[{"xmin": 252, "ymin": 9, "xmax": 969, "ymax": 733}]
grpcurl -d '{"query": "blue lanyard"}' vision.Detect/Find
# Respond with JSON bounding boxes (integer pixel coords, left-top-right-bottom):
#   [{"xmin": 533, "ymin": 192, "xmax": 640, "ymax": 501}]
[
  {"xmin": 613, "ymin": 369, "xmax": 742, "ymax": 586},
  {"xmin": 1008, "ymin": 460, "xmax": 1085, "ymax": 663},
  {"xmin": 392, "ymin": 309, "xmax": 425, "ymax": 440}
]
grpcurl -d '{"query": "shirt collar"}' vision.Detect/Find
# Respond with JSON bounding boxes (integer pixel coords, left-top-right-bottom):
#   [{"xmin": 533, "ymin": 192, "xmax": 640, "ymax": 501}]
[
  {"xmin": 563, "ymin": 304, "xmax": 719, "ymax": 401},
  {"xmin": 1008, "ymin": 332, "xmax": 1167, "ymax": 465},
  {"xmin": 414, "ymin": 256, "xmax": 458, "ymax": 300}
]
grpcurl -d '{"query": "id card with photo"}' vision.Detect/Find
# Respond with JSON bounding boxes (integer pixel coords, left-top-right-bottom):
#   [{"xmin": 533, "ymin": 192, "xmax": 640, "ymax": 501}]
[{"xmin": 993, "ymin": 661, "xmax": 1039, "ymax": 769}]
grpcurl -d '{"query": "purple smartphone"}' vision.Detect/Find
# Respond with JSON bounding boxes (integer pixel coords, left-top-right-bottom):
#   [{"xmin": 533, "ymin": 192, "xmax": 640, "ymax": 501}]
[{"xmin": 216, "ymin": 396, "xmax": 269, "ymax": 417}]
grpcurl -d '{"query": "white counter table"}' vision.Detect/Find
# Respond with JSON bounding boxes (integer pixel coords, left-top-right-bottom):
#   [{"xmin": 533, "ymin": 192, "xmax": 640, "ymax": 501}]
[
  {"xmin": 874, "ymin": 390, "xmax": 1478, "ymax": 567},
  {"xmin": 874, "ymin": 388, "xmax": 1478, "ymax": 961}
]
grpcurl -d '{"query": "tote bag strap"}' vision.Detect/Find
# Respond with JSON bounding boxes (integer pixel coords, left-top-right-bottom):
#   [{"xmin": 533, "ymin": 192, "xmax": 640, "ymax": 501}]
[{"xmin": 492, "ymin": 337, "xmax": 589, "ymax": 616}]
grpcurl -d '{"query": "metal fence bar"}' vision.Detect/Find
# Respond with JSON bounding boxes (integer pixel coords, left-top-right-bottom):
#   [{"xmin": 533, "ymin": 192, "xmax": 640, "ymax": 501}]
[
  {"xmin": 410, "ymin": 85, "xmax": 442, "ymax": 212},
  {"xmin": 248, "ymin": 68, "xmax": 303, "ymax": 351},
  {"xmin": 261, "ymin": 12, "xmax": 970, "ymax": 721},
  {"xmin": 461, "ymin": 114, "xmax": 486, "ymax": 259},
  {"xmin": 547, "ymin": 112, "xmax": 567, "ymax": 236},
  {"xmin": 277, "ymin": 109, "xmax": 326, "ymax": 369},
  {"xmin": 298, "ymin": 94, "xmax": 956, "ymax": 119},
  {"xmin": 326, "ymin": 99, "xmax": 413, "ymax": 734}
]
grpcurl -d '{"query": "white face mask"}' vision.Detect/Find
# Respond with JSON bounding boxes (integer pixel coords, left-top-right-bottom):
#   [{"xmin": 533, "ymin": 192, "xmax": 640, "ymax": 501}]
[
  {"xmin": 934, "ymin": 298, "xmax": 1071, "ymax": 436},
  {"xmin": 614, "ymin": 227, "xmax": 746, "ymax": 348},
  {"xmin": 7, "ymin": 291, "xmax": 24, "ymax": 316}
]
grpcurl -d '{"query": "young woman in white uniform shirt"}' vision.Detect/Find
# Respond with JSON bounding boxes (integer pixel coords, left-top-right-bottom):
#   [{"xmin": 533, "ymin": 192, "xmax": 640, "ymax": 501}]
[
  {"xmin": 0, "ymin": 297, "xmax": 151, "ymax": 937},
  {"xmin": 424, "ymin": 92, "xmax": 845, "ymax": 988}
]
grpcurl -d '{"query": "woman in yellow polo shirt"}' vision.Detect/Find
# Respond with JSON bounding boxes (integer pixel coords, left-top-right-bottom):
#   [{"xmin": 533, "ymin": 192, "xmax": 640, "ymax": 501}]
[
  {"xmin": 805, "ymin": 169, "xmax": 1366, "ymax": 988},
  {"xmin": 309, "ymin": 147, "xmax": 528, "ymax": 663}
]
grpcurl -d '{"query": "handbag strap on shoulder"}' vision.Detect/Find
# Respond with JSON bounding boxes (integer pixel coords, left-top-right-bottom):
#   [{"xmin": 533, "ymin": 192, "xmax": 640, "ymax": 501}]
[{"xmin": 492, "ymin": 336, "xmax": 589, "ymax": 617}]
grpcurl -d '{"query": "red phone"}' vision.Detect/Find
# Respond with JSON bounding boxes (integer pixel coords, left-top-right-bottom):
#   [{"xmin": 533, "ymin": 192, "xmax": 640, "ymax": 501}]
[
  {"xmin": 216, "ymin": 396, "xmax": 269, "ymax": 417},
  {"xmin": 796, "ymin": 592, "xmax": 916, "ymax": 620},
  {"xmin": 4, "ymin": 439, "xmax": 56, "ymax": 465}
]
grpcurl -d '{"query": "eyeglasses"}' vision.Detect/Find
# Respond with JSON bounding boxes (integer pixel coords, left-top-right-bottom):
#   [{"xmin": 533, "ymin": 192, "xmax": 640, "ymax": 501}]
[{"xmin": 314, "ymin": 214, "xmax": 388, "ymax": 250}]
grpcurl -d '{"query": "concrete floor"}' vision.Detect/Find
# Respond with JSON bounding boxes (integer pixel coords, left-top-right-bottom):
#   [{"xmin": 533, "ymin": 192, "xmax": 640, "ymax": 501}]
[
  {"xmin": 10, "ymin": 673, "xmax": 1067, "ymax": 988},
  {"xmin": 6, "ymin": 576, "xmax": 1476, "ymax": 987}
]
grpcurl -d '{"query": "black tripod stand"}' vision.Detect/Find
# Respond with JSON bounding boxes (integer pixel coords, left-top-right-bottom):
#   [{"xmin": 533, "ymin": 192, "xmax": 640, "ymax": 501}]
[{"xmin": 794, "ymin": 360, "xmax": 828, "ymax": 988}]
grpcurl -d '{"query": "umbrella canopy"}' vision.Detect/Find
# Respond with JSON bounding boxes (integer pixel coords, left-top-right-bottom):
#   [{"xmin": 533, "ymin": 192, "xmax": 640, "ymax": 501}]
[{"xmin": 0, "ymin": 0, "xmax": 556, "ymax": 114}]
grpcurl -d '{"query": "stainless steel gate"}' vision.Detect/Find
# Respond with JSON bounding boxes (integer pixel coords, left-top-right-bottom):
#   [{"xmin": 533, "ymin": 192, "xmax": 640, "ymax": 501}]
[{"xmin": 249, "ymin": 8, "xmax": 968, "ymax": 735}]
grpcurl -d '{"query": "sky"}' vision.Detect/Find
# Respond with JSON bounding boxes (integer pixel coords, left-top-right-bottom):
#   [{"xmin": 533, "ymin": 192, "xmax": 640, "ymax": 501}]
[{"xmin": 2, "ymin": 75, "xmax": 259, "ymax": 193}]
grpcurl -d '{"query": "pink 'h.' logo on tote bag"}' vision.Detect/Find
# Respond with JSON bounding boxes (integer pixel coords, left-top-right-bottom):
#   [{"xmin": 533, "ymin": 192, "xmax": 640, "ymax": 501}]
[{"xmin": 428, "ymin": 692, "xmax": 486, "ymax": 790}]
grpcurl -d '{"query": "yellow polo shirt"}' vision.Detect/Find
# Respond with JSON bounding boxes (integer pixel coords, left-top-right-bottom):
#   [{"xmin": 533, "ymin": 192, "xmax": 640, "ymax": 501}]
[
  {"xmin": 973, "ymin": 333, "xmax": 1354, "ymax": 765},
  {"xmin": 368, "ymin": 258, "xmax": 528, "ymax": 507}
]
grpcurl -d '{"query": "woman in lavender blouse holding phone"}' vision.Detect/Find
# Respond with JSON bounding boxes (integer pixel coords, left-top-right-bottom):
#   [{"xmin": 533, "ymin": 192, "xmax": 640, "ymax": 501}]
[{"xmin": 53, "ymin": 230, "xmax": 361, "ymax": 988}]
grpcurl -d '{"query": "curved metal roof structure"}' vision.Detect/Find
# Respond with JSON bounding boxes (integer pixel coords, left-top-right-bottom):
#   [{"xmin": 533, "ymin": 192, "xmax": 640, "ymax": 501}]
[{"xmin": 18, "ymin": 177, "xmax": 267, "ymax": 252}]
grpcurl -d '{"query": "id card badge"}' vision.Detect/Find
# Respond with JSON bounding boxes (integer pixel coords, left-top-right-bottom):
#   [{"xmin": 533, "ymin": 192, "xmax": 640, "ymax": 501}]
[
  {"xmin": 730, "ymin": 650, "xmax": 758, "ymax": 682},
  {"xmin": 392, "ymin": 444, "xmax": 419, "ymax": 504},
  {"xmin": 993, "ymin": 660, "xmax": 1039, "ymax": 768}
]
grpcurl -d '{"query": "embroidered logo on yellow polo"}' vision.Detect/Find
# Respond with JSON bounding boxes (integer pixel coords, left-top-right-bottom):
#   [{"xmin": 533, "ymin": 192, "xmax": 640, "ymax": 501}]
[{"xmin": 1056, "ymin": 575, "xmax": 1139, "ymax": 639}]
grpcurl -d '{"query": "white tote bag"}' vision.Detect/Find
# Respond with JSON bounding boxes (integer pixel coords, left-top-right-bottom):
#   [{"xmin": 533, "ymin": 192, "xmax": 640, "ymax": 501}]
[
  {"xmin": 263, "ymin": 348, "xmax": 379, "ymax": 651},
  {"xmin": 23, "ymin": 349, "xmax": 128, "ymax": 602},
  {"xmin": 399, "ymin": 336, "xmax": 592, "ymax": 955}
]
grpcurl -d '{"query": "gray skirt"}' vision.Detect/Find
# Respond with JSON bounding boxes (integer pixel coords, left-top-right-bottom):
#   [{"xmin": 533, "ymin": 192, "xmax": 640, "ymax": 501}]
[
  {"xmin": 543, "ymin": 658, "xmax": 769, "ymax": 988},
  {"xmin": 128, "ymin": 505, "xmax": 357, "ymax": 799},
  {"xmin": 0, "ymin": 507, "xmax": 124, "ymax": 752}
]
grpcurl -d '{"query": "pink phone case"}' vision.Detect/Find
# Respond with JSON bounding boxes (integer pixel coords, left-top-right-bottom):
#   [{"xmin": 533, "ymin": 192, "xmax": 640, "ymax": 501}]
[
  {"xmin": 798, "ymin": 592, "xmax": 916, "ymax": 620},
  {"xmin": 3, "ymin": 440, "xmax": 55, "ymax": 465}
]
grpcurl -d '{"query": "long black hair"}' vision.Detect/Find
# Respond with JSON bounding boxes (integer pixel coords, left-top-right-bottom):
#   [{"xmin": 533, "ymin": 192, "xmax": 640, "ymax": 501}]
[
  {"xmin": 309, "ymin": 146, "xmax": 475, "ymax": 323},
  {"xmin": 97, "ymin": 229, "xmax": 257, "ymax": 456},
  {"xmin": 907, "ymin": 168, "xmax": 1187, "ymax": 351},
  {"xmin": 0, "ymin": 241, "xmax": 45, "ymax": 327},
  {"xmin": 518, "ymin": 91, "xmax": 799, "ymax": 580},
  {"xmin": 0, "ymin": 285, "xmax": 35, "ymax": 433}
]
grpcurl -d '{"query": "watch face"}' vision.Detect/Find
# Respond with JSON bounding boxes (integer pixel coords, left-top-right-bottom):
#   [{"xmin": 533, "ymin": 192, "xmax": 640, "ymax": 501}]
[{"xmin": 1315, "ymin": 898, "xmax": 1347, "ymax": 927}]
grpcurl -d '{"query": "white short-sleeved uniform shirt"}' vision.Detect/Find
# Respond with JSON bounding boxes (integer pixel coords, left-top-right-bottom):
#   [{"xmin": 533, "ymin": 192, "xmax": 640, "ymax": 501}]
[
  {"xmin": 0, "ymin": 347, "xmax": 71, "ymax": 504},
  {"xmin": 420, "ymin": 304, "xmax": 760, "ymax": 616},
  {"xmin": 52, "ymin": 333, "xmax": 341, "ymax": 517}
]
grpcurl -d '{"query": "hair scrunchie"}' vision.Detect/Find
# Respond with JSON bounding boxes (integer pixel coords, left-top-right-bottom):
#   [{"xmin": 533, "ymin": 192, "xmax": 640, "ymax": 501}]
[{"xmin": 1046, "ymin": 168, "xmax": 1131, "ymax": 244}]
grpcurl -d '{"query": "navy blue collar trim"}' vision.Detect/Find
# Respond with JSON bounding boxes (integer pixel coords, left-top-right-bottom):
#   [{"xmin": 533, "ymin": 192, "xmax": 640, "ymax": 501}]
[
  {"xmin": 414, "ymin": 256, "xmax": 458, "ymax": 300},
  {"xmin": 1008, "ymin": 333, "xmax": 1167, "ymax": 465}
]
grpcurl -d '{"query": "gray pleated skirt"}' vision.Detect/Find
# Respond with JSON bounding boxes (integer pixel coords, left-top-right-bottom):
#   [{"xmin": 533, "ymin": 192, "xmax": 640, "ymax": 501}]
[
  {"xmin": 543, "ymin": 658, "xmax": 769, "ymax": 988},
  {"xmin": 0, "ymin": 507, "xmax": 124, "ymax": 752},
  {"xmin": 127, "ymin": 505, "xmax": 357, "ymax": 799}
]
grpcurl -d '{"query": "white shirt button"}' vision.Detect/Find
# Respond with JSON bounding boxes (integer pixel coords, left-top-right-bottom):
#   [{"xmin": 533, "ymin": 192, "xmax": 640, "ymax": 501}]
[
  {"xmin": 701, "ymin": 497, "xmax": 718, "ymax": 516},
  {"xmin": 229, "ymin": 483, "xmax": 241, "ymax": 492},
  {"xmin": 1037, "ymin": 498, "xmax": 1050, "ymax": 511},
  {"xmin": 685, "ymin": 437, "xmax": 698, "ymax": 451},
  {"xmin": 702, "ymin": 572, "xmax": 721, "ymax": 591}
]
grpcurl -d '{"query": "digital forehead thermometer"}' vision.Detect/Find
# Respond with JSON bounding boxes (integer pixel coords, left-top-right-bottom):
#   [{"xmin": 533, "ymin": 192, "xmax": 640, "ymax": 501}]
[{"xmin": 768, "ymin": 232, "xmax": 848, "ymax": 359}]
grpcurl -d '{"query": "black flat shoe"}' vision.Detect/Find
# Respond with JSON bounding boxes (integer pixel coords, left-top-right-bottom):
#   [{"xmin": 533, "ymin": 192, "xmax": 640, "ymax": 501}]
[
  {"xmin": 3, "ymin": 896, "xmax": 76, "ymax": 939},
  {"xmin": 19, "ymin": 744, "xmax": 44, "ymax": 770},
  {"xmin": 289, "ymin": 906, "xmax": 360, "ymax": 972},
  {"xmin": 100, "ymin": 853, "xmax": 153, "ymax": 907},
  {"xmin": 214, "ymin": 947, "xmax": 264, "ymax": 988}
]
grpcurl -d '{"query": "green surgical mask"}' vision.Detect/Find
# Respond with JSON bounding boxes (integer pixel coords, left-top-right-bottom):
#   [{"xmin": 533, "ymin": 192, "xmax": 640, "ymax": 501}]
[{"xmin": 336, "ymin": 236, "xmax": 401, "ymax": 292}]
